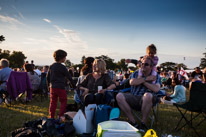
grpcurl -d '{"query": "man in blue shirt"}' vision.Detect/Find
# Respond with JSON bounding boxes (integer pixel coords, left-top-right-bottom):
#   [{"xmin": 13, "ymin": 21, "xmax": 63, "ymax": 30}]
[
  {"xmin": 0, "ymin": 58, "xmax": 12, "ymax": 104},
  {"xmin": 116, "ymin": 56, "xmax": 161, "ymax": 131}
]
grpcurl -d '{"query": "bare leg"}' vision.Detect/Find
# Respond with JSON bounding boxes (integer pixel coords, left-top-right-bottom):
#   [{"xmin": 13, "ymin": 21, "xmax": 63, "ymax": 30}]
[
  {"xmin": 141, "ymin": 93, "xmax": 153, "ymax": 123},
  {"xmin": 116, "ymin": 93, "xmax": 136, "ymax": 123}
]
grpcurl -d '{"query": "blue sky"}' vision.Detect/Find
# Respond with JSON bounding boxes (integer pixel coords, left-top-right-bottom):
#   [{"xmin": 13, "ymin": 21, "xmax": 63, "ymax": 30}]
[{"xmin": 0, "ymin": 0, "xmax": 205, "ymax": 68}]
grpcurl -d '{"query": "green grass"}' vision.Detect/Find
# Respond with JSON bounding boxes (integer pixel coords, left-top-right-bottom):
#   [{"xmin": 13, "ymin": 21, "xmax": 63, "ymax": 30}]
[{"xmin": 0, "ymin": 90, "xmax": 206, "ymax": 137}]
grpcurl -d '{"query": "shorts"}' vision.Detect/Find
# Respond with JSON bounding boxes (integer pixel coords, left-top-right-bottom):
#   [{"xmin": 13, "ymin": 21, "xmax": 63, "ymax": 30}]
[{"xmin": 123, "ymin": 92, "xmax": 158, "ymax": 111}]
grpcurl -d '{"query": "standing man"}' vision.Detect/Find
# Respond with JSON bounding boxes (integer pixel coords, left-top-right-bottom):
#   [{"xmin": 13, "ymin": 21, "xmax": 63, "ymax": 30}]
[{"xmin": 116, "ymin": 56, "xmax": 160, "ymax": 131}]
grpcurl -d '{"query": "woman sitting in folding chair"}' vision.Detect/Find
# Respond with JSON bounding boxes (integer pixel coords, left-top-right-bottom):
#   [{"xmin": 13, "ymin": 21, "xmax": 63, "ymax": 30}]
[
  {"xmin": 77, "ymin": 59, "xmax": 116, "ymax": 106},
  {"xmin": 23, "ymin": 63, "xmax": 41, "ymax": 101}
]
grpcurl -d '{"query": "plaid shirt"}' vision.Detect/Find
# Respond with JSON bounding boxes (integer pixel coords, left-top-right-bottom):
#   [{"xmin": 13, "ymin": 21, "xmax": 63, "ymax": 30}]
[{"xmin": 130, "ymin": 70, "xmax": 161, "ymax": 96}]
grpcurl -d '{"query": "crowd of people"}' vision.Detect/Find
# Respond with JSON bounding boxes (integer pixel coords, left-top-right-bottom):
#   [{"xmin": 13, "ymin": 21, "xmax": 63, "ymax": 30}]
[{"xmin": 0, "ymin": 44, "xmax": 206, "ymax": 133}]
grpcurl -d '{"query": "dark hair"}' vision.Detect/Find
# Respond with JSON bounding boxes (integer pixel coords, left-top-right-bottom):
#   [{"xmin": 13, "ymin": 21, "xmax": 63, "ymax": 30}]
[
  {"xmin": 23, "ymin": 64, "xmax": 35, "ymax": 74},
  {"xmin": 53, "ymin": 49, "xmax": 67, "ymax": 61},
  {"xmin": 84, "ymin": 57, "xmax": 94, "ymax": 67},
  {"xmin": 172, "ymin": 78, "xmax": 180, "ymax": 85},
  {"xmin": 124, "ymin": 73, "xmax": 130, "ymax": 79},
  {"xmin": 81, "ymin": 57, "xmax": 94, "ymax": 75}
]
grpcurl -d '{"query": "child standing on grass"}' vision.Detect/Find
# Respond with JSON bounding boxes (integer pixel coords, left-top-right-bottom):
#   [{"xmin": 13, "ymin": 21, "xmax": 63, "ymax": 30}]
[{"xmin": 47, "ymin": 49, "xmax": 76, "ymax": 118}]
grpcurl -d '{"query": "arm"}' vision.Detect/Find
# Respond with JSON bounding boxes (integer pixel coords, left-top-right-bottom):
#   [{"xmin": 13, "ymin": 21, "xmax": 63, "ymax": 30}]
[
  {"xmin": 170, "ymin": 86, "xmax": 178, "ymax": 98},
  {"xmin": 78, "ymin": 74, "xmax": 90, "ymax": 96},
  {"xmin": 143, "ymin": 73, "xmax": 161, "ymax": 93},
  {"xmin": 125, "ymin": 59, "xmax": 138, "ymax": 66},
  {"xmin": 153, "ymin": 56, "xmax": 159, "ymax": 67},
  {"xmin": 98, "ymin": 74, "xmax": 116, "ymax": 94},
  {"xmin": 143, "ymin": 82, "xmax": 160, "ymax": 93},
  {"xmin": 64, "ymin": 66, "xmax": 76, "ymax": 89},
  {"xmin": 99, "ymin": 83, "xmax": 116, "ymax": 94},
  {"xmin": 46, "ymin": 68, "xmax": 50, "ymax": 88},
  {"xmin": 80, "ymin": 86, "xmax": 89, "ymax": 96},
  {"xmin": 130, "ymin": 77, "xmax": 145, "ymax": 86}
]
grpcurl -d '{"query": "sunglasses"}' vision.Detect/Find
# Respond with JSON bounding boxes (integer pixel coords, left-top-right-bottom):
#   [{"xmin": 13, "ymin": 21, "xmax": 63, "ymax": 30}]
[{"xmin": 142, "ymin": 63, "xmax": 150, "ymax": 66}]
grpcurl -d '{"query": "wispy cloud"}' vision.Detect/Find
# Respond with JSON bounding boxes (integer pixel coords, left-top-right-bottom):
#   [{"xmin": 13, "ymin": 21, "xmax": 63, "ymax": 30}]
[
  {"xmin": 54, "ymin": 25, "xmax": 83, "ymax": 43},
  {"xmin": 0, "ymin": 7, "xmax": 2, "ymax": 11},
  {"xmin": 12, "ymin": 5, "xmax": 24, "ymax": 19},
  {"xmin": 0, "ymin": 14, "xmax": 23, "ymax": 25},
  {"xmin": 43, "ymin": 18, "xmax": 51, "ymax": 23}
]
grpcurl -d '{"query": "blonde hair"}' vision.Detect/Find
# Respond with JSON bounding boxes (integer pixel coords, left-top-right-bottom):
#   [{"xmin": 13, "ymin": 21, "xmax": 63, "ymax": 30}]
[{"xmin": 93, "ymin": 59, "xmax": 106, "ymax": 74}]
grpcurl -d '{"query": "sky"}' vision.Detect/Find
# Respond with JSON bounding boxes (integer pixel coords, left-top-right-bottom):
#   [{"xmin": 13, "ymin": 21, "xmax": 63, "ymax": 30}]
[{"xmin": 0, "ymin": 0, "xmax": 205, "ymax": 69}]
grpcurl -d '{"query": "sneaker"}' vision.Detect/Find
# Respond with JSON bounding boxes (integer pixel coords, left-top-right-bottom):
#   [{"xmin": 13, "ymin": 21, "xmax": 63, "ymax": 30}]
[
  {"xmin": 129, "ymin": 121, "xmax": 138, "ymax": 128},
  {"xmin": 138, "ymin": 122, "xmax": 148, "ymax": 133}
]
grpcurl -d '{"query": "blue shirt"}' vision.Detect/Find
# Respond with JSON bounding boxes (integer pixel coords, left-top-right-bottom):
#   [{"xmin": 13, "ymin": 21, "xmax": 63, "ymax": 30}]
[
  {"xmin": 170, "ymin": 85, "xmax": 186, "ymax": 103},
  {"xmin": 130, "ymin": 70, "xmax": 161, "ymax": 96},
  {"xmin": 0, "ymin": 67, "xmax": 13, "ymax": 90}
]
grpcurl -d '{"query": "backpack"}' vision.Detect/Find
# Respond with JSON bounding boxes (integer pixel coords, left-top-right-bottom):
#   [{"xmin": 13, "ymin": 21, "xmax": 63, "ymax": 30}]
[
  {"xmin": 11, "ymin": 127, "xmax": 41, "ymax": 137},
  {"xmin": 94, "ymin": 105, "xmax": 112, "ymax": 129}
]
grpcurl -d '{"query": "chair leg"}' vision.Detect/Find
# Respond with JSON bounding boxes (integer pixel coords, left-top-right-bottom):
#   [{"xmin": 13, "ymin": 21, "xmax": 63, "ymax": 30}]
[
  {"xmin": 175, "ymin": 106, "xmax": 202, "ymax": 137},
  {"xmin": 132, "ymin": 104, "xmax": 158, "ymax": 129},
  {"xmin": 174, "ymin": 106, "xmax": 187, "ymax": 131}
]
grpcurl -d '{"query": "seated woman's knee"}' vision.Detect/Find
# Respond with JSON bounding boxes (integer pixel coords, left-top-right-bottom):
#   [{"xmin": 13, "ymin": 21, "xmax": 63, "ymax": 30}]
[{"xmin": 116, "ymin": 93, "xmax": 125, "ymax": 102}]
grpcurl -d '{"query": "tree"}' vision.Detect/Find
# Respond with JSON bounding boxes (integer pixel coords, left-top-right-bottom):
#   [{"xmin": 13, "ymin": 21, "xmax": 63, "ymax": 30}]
[
  {"xmin": 116, "ymin": 59, "xmax": 127, "ymax": 71},
  {"xmin": 95, "ymin": 55, "xmax": 117, "ymax": 70},
  {"xmin": 81, "ymin": 55, "xmax": 86, "ymax": 65},
  {"xmin": 0, "ymin": 35, "xmax": 5, "ymax": 43},
  {"xmin": 160, "ymin": 62, "xmax": 177, "ymax": 71},
  {"xmin": 200, "ymin": 52, "xmax": 206, "ymax": 68},
  {"xmin": 176, "ymin": 63, "xmax": 188, "ymax": 70},
  {"xmin": 65, "ymin": 59, "xmax": 72, "ymax": 68},
  {"xmin": 9, "ymin": 51, "xmax": 27, "ymax": 68},
  {"xmin": 0, "ymin": 49, "xmax": 10, "ymax": 59}
]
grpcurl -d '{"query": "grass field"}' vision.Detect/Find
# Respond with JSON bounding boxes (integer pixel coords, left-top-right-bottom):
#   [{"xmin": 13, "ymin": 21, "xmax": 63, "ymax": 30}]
[{"xmin": 0, "ymin": 90, "xmax": 206, "ymax": 137}]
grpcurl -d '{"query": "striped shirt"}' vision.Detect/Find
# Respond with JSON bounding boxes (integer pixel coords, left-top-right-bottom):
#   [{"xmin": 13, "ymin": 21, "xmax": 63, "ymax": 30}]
[{"xmin": 130, "ymin": 70, "xmax": 161, "ymax": 96}]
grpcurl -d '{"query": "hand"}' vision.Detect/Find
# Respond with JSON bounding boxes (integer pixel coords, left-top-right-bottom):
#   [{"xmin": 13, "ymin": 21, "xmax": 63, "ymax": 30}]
[
  {"xmin": 145, "ymin": 75, "xmax": 156, "ymax": 82},
  {"xmin": 98, "ymin": 89, "xmax": 106, "ymax": 94},
  {"xmin": 125, "ymin": 59, "xmax": 131, "ymax": 64},
  {"xmin": 82, "ymin": 88, "xmax": 89, "ymax": 96}
]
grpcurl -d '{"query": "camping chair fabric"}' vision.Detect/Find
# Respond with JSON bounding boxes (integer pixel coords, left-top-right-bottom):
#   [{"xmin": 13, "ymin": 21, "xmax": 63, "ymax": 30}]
[
  {"xmin": 32, "ymin": 73, "xmax": 48, "ymax": 101},
  {"xmin": 174, "ymin": 82, "xmax": 206, "ymax": 137},
  {"xmin": 7, "ymin": 71, "xmax": 32, "ymax": 100}
]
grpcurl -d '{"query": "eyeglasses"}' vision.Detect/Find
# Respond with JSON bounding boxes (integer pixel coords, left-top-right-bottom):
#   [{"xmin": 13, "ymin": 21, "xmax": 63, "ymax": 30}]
[{"xmin": 142, "ymin": 63, "xmax": 150, "ymax": 67}]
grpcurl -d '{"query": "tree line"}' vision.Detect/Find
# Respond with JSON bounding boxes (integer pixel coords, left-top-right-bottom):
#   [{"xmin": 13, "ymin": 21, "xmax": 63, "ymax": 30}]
[{"xmin": 1, "ymin": 35, "xmax": 205, "ymax": 70}]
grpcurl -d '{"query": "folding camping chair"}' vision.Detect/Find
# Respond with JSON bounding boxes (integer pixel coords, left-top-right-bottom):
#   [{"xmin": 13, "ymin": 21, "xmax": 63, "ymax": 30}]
[
  {"xmin": 6, "ymin": 71, "xmax": 32, "ymax": 105},
  {"xmin": 173, "ymin": 82, "xmax": 206, "ymax": 137},
  {"xmin": 132, "ymin": 90, "xmax": 165, "ymax": 128}
]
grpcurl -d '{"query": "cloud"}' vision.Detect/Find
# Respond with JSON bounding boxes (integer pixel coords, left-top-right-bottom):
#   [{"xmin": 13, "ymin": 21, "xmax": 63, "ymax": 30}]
[
  {"xmin": 53, "ymin": 25, "xmax": 82, "ymax": 43},
  {"xmin": 12, "ymin": 5, "xmax": 24, "ymax": 19},
  {"xmin": 0, "ymin": 7, "xmax": 2, "ymax": 11},
  {"xmin": 43, "ymin": 18, "xmax": 51, "ymax": 23},
  {"xmin": 0, "ymin": 14, "xmax": 23, "ymax": 25}
]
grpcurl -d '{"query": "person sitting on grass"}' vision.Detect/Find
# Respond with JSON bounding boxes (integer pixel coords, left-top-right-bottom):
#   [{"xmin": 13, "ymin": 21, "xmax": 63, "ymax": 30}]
[{"xmin": 161, "ymin": 78, "xmax": 186, "ymax": 105}]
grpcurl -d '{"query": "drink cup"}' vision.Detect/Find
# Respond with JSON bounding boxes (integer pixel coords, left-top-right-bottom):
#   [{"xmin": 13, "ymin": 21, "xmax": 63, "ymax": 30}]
[{"xmin": 98, "ymin": 86, "xmax": 102, "ymax": 91}]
